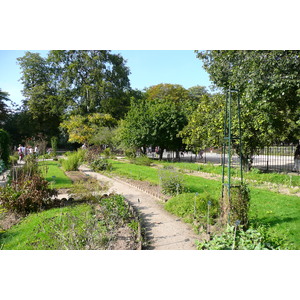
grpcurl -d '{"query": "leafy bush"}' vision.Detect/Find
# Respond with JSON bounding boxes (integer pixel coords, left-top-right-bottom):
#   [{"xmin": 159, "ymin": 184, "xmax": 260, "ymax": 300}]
[
  {"xmin": 196, "ymin": 224, "xmax": 291, "ymax": 250},
  {"xmin": 61, "ymin": 150, "xmax": 85, "ymax": 171},
  {"xmin": 125, "ymin": 149, "xmax": 136, "ymax": 159},
  {"xmin": 102, "ymin": 147, "xmax": 112, "ymax": 158},
  {"xmin": 159, "ymin": 168, "xmax": 185, "ymax": 196},
  {"xmin": 130, "ymin": 155, "xmax": 152, "ymax": 166},
  {"xmin": 9, "ymin": 155, "xmax": 18, "ymax": 166},
  {"xmin": 0, "ymin": 174, "xmax": 57, "ymax": 215},
  {"xmin": 90, "ymin": 158, "xmax": 112, "ymax": 172}
]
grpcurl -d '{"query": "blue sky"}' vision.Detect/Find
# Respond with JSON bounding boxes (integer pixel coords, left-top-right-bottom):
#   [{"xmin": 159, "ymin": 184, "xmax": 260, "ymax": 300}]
[{"xmin": 0, "ymin": 50, "xmax": 212, "ymax": 105}]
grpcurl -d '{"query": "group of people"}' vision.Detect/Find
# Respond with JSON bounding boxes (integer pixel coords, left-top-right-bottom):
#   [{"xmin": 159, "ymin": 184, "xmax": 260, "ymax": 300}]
[{"xmin": 17, "ymin": 144, "xmax": 39, "ymax": 161}]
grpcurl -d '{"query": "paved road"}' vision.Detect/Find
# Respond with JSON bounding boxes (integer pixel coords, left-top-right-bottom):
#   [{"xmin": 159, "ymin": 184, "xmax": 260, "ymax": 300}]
[{"xmin": 79, "ymin": 165, "xmax": 199, "ymax": 250}]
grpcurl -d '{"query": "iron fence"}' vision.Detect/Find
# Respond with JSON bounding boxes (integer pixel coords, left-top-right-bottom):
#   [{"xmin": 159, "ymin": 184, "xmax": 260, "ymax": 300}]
[{"xmin": 147, "ymin": 144, "xmax": 299, "ymax": 174}]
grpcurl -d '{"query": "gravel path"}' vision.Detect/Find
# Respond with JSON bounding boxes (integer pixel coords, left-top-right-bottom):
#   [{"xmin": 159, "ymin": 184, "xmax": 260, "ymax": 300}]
[{"xmin": 79, "ymin": 165, "xmax": 199, "ymax": 250}]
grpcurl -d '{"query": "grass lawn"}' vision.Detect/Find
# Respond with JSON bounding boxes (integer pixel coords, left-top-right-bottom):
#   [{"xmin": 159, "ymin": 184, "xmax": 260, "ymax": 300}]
[
  {"xmin": 0, "ymin": 204, "xmax": 92, "ymax": 249},
  {"xmin": 108, "ymin": 159, "xmax": 300, "ymax": 249},
  {"xmin": 39, "ymin": 160, "xmax": 73, "ymax": 189},
  {"xmin": 157, "ymin": 160, "xmax": 300, "ymax": 186}
]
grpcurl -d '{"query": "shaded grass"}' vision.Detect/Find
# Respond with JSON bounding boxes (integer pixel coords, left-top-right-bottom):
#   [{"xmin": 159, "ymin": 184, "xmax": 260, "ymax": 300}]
[
  {"xmin": 108, "ymin": 159, "xmax": 300, "ymax": 249},
  {"xmin": 39, "ymin": 160, "xmax": 73, "ymax": 189}
]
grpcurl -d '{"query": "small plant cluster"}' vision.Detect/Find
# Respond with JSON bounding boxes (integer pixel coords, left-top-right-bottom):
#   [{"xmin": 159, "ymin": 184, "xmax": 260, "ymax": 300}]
[
  {"xmin": 84, "ymin": 145, "xmax": 102, "ymax": 163},
  {"xmin": 90, "ymin": 158, "xmax": 112, "ymax": 172},
  {"xmin": 70, "ymin": 178, "xmax": 109, "ymax": 201},
  {"xmin": 0, "ymin": 157, "xmax": 57, "ymax": 215},
  {"xmin": 159, "ymin": 167, "xmax": 185, "ymax": 196},
  {"xmin": 196, "ymin": 224, "xmax": 291, "ymax": 250},
  {"xmin": 130, "ymin": 155, "xmax": 152, "ymax": 166}
]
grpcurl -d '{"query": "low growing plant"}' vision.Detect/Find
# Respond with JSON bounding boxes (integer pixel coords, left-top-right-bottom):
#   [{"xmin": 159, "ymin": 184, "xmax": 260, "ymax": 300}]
[
  {"xmin": 196, "ymin": 224, "xmax": 291, "ymax": 250},
  {"xmin": 90, "ymin": 158, "xmax": 112, "ymax": 171},
  {"xmin": 130, "ymin": 155, "xmax": 152, "ymax": 166}
]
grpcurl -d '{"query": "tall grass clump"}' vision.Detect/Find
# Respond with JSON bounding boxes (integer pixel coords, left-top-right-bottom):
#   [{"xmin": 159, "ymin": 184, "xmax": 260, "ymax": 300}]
[{"xmin": 61, "ymin": 150, "xmax": 86, "ymax": 171}]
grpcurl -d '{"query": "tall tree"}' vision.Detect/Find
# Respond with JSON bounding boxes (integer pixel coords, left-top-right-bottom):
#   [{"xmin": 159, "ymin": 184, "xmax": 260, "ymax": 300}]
[
  {"xmin": 120, "ymin": 84, "xmax": 190, "ymax": 158},
  {"xmin": 17, "ymin": 52, "xmax": 63, "ymax": 138},
  {"xmin": 47, "ymin": 50, "xmax": 131, "ymax": 118},
  {"xmin": 0, "ymin": 88, "xmax": 10, "ymax": 126},
  {"xmin": 195, "ymin": 50, "xmax": 300, "ymax": 155}
]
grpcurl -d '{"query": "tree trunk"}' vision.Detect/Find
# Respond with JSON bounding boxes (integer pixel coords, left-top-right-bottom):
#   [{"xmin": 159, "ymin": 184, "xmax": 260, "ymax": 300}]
[{"xmin": 159, "ymin": 148, "xmax": 164, "ymax": 160}]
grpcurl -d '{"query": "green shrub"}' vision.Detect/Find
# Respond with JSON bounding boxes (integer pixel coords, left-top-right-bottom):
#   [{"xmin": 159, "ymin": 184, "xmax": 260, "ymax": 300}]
[
  {"xmin": 9, "ymin": 155, "xmax": 18, "ymax": 166},
  {"xmin": 90, "ymin": 158, "xmax": 112, "ymax": 172},
  {"xmin": 61, "ymin": 151, "xmax": 85, "ymax": 171},
  {"xmin": 103, "ymin": 147, "xmax": 112, "ymax": 158},
  {"xmin": 0, "ymin": 174, "xmax": 57, "ymax": 215},
  {"xmin": 125, "ymin": 149, "xmax": 136, "ymax": 159},
  {"xmin": 130, "ymin": 155, "xmax": 152, "ymax": 166},
  {"xmin": 51, "ymin": 136, "xmax": 58, "ymax": 156},
  {"xmin": 196, "ymin": 224, "xmax": 291, "ymax": 250},
  {"xmin": 159, "ymin": 168, "xmax": 185, "ymax": 196}
]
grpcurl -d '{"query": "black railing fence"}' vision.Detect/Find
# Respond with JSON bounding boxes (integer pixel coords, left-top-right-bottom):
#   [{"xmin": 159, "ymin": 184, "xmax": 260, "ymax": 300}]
[{"xmin": 147, "ymin": 144, "xmax": 299, "ymax": 174}]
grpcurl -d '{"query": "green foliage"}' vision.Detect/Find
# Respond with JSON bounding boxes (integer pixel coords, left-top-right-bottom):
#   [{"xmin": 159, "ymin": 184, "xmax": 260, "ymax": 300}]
[
  {"xmin": 9, "ymin": 154, "xmax": 18, "ymax": 166},
  {"xmin": 196, "ymin": 50, "xmax": 300, "ymax": 152},
  {"xmin": 0, "ymin": 159, "xmax": 5, "ymax": 174},
  {"xmin": 179, "ymin": 94, "xmax": 224, "ymax": 152},
  {"xmin": 196, "ymin": 224, "xmax": 291, "ymax": 250},
  {"xmin": 60, "ymin": 113, "xmax": 117, "ymax": 144},
  {"xmin": 165, "ymin": 192, "xmax": 219, "ymax": 226},
  {"xmin": 159, "ymin": 168, "xmax": 186, "ymax": 196},
  {"xmin": 51, "ymin": 136, "xmax": 58, "ymax": 156},
  {"xmin": 90, "ymin": 158, "xmax": 112, "ymax": 172},
  {"xmin": 125, "ymin": 149, "xmax": 136, "ymax": 159},
  {"xmin": 0, "ymin": 129, "xmax": 10, "ymax": 166},
  {"xmin": 120, "ymin": 84, "xmax": 191, "ymax": 158},
  {"xmin": 102, "ymin": 147, "xmax": 112, "ymax": 158},
  {"xmin": 0, "ymin": 173, "xmax": 57, "ymax": 216},
  {"xmin": 220, "ymin": 184, "xmax": 250, "ymax": 228},
  {"xmin": 61, "ymin": 150, "xmax": 85, "ymax": 171},
  {"xmin": 130, "ymin": 155, "xmax": 152, "ymax": 166}
]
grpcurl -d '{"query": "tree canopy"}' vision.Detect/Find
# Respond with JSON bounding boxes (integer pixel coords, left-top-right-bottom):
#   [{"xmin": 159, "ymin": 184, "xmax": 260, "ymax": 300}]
[{"xmin": 193, "ymin": 50, "xmax": 300, "ymax": 155}]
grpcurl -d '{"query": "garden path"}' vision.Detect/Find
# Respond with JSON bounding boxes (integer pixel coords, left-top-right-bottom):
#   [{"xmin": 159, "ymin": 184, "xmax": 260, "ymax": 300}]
[{"xmin": 78, "ymin": 165, "xmax": 199, "ymax": 250}]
